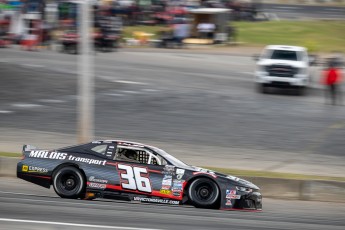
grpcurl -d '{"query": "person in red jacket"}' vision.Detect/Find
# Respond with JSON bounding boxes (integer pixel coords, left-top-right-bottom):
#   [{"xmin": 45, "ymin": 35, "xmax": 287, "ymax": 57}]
[{"xmin": 323, "ymin": 60, "xmax": 342, "ymax": 105}]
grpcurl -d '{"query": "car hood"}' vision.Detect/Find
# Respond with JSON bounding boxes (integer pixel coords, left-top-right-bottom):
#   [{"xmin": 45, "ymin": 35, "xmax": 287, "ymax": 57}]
[
  {"xmin": 182, "ymin": 165, "xmax": 260, "ymax": 190},
  {"xmin": 258, "ymin": 59, "xmax": 307, "ymax": 68}
]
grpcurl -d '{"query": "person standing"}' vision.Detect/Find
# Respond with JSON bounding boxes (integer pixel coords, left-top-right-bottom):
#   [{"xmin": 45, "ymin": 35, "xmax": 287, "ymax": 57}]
[
  {"xmin": 173, "ymin": 20, "xmax": 190, "ymax": 48},
  {"xmin": 322, "ymin": 60, "xmax": 342, "ymax": 105},
  {"xmin": 197, "ymin": 22, "xmax": 215, "ymax": 39}
]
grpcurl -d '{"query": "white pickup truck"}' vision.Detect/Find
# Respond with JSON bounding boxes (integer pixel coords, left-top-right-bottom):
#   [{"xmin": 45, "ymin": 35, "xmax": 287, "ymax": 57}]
[{"xmin": 254, "ymin": 45, "xmax": 315, "ymax": 95}]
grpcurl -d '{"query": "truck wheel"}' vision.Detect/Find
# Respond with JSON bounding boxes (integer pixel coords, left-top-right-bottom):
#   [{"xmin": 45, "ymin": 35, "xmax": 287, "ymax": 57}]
[
  {"xmin": 53, "ymin": 166, "xmax": 85, "ymax": 199},
  {"xmin": 296, "ymin": 86, "xmax": 306, "ymax": 96},
  {"xmin": 188, "ymin": 178, "xmax": 220, "ymax": 208},
  {"xmin": 257, "ymin": 83, "xmax": 267, "ymax": 94}
]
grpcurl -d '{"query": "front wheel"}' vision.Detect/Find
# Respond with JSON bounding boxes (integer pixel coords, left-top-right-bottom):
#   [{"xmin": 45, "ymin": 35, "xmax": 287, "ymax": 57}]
[
  {"xmin": 53, "ymin": 166, "xmax": 85, "ymax": 199},
  {"xmin": 296, "ymin": 86, "xmax": 307, "ymax": 96},
  {"xmin": 188, "ymin": 178, "xmax": 220, "ymax": 208},
  {"xmin": 257, "ymin": 83, "xmax": 267, "ymax": 94}
]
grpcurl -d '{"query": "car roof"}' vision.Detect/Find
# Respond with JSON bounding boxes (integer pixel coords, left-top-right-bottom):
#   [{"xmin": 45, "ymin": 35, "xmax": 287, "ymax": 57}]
[
  {"xmin": 92, "ymin": 139, "xmax": 145, "ymax": 147},
  {"xmin": 91, "ymin": 140, "xmax": 171, "ymax": 156},
  {"xmin": 265, "ymin": 45, "xmax": 307, "ymax": 52},
  {"xmin": 89, "ymin": 140, "xmax": 187, "ymax": 167}
]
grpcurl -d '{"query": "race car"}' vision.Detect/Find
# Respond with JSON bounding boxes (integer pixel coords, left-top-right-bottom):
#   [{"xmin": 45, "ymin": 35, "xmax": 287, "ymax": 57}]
[{"xmin": 17, "ymin": 140, "xmax": 262, "ymax": 211}]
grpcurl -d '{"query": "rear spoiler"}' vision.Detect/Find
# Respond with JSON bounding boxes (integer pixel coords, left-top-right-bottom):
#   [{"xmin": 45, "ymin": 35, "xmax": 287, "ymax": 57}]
[{"xmin": 22, "ymin": 144, "xmax": 37, "ymax": 153}]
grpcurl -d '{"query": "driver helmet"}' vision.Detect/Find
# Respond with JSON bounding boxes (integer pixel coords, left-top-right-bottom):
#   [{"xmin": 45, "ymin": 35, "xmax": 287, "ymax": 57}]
[{"xmin": 123, "ymin": 149, "xmax": 138, "ymax": 162}]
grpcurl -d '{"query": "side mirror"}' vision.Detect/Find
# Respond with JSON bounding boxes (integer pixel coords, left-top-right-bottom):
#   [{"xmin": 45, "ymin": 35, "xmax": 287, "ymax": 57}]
[{"xmin": 253, "ymin": 54, "xmax": 260, "ymax": 61}]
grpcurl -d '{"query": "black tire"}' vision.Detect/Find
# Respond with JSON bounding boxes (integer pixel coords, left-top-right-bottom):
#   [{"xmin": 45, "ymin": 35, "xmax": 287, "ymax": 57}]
[
  {"xmin": 296, "ymin": 86, "xmax": 306, "ymax": 96},
  {"xmin": 188, "ymin": 177, "xmax": 220, "ymax": 208},
  {"xmin": 67, "ymin": 44, "xmax": 77, "ymax": 55},
  {"xmin": 53, "ymin": 166, "xmax": 85, "ymax": 199},
  {"xmin": 257, "ymin": 83, "xmax": 267, "ymax": 94},
  {"xmin": 72, "ymin": 44, "xmax": 78, "ymax": 55}
]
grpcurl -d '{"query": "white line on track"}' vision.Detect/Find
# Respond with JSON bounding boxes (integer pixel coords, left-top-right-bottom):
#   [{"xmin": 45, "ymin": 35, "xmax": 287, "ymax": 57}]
[
  {"xmin": 21, "ymin": 64, "xmax": 44, "ymax": 68},
  {"xmin": 37, "ymin": 99, "xmax": 65, "ymax": 103},
  {"xmin": 104, "ymin": 93, "xmax": 125, "ymax": 97},
  {"xmin": 120, "ymin": 90, "xmax": 142, "ymax": 94},
  {"xmin": 116, "ymin": 80, "xmax": 147, "ymax": 85},
  {"xmin": 98, "ymin": 76, "xmax": 147, "ymax": 85},
  {"xmin": 142, "ymin": 89, "xmax": 161, "ymax": 92},
  {"xmin": 11, "ymin": 103, "xmax": 43, "ymax": 108},
  {"xmin": 0, "ymin": 110, "xmax": 14, "ymax": 114},
  {"xmin": 0, "ymin": 218, "xmax": 163, "ymax": 230}
]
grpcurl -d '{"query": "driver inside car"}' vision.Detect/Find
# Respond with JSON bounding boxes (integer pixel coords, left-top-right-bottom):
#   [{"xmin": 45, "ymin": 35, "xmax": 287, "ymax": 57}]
[{"xmin": 117, "ymin": 149, "xmax": 140, "ymax": 163}]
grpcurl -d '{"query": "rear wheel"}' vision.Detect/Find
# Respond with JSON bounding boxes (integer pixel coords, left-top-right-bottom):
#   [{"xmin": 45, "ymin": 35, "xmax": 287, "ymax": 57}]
[
  {"xmin": 53, "ymin": 166, "xmax": 85, "ymax": 199},
  {"xmin": 188, "ymin": 178, "xmax": 220, "ymax": 208}
]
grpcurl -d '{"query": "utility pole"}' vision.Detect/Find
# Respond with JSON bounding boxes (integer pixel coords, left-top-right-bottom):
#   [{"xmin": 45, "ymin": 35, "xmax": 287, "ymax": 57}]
[{"xmin": 77, "ymin": 0, "xmax": 94, "ymax": 143}]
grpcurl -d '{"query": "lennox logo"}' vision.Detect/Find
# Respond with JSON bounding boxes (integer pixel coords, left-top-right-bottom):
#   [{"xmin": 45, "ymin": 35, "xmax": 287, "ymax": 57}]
[{"xmin": 29, "ymin": 151, "xmax": 67, "ymax": 160}]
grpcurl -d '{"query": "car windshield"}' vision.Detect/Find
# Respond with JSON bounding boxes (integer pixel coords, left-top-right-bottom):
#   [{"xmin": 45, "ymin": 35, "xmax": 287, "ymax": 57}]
[
  {"xmin": 270, "ymin": 50, "xmax": 298, "ymax": 61},
  {"xmin": 150, "ymin": 147, "xmax": 188, "ymax": 167}
]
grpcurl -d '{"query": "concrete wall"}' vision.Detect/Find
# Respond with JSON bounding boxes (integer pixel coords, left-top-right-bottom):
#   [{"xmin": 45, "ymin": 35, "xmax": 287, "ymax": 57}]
[
  {"xmin": 0, "ymin": 157, "xmax": 19, "ymax": 177},
  {"xmin": 244, "ymin": 176, "xmax": 345, "ymax": 202},
  {"xmin": 1, "ymin": 157, "xmax": 344, "ymax": 202}
]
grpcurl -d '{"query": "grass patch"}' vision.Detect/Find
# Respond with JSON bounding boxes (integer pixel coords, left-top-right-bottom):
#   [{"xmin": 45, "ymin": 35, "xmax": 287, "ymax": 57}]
[
  {"xmin": 203, "ymin": 166, "xmax": 345, "ymax": 182},
  {"xmin": 232, "ymin": 20, "xmax": 345, "ymax": 53},
  {"xmin": 0, "ymin": 152, "xmax": 21, "ymax": 157}
]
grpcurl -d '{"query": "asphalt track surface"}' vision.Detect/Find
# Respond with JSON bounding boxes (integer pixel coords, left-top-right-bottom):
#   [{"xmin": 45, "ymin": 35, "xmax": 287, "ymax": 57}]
[
  {"xmin": 0, "ymin": 178, "xmax": 344, "ymax": 230},
  {"xmin": 0, "ymin": 48, "xmax": 345, "ymax": 176}
]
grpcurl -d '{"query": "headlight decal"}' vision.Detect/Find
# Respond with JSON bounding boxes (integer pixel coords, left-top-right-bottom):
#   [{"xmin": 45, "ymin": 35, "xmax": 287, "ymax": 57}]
[{"xmin": 236, "ymin": 186, "xmax": 252, "ymax": 193}]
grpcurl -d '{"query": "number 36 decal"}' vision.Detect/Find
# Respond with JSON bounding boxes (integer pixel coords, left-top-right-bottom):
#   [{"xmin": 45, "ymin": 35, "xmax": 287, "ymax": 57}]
[{"xmin": 117, "ymin": 164, "xmax": 152, "ymax": 193}]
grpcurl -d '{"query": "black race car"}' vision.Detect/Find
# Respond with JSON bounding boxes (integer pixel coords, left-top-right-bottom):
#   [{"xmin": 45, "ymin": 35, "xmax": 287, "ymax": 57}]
[{"xmin": 17, "ymin": 140, "xmax": 262, "ymax": 211}]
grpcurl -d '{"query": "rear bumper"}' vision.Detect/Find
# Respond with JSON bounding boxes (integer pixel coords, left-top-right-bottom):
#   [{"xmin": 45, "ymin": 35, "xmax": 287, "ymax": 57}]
[
  {"xmin": 17, "ymin": 161, "xmax": 51, "ymax": 188},
  {"xmin": 220, "ymin": 190, "xmax": 262, "ymax": 211}
]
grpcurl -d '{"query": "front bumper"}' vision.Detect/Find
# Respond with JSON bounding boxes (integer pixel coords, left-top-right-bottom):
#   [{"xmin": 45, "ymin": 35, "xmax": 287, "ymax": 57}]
[
  {"xmin": 255, "ymin": 71, "xmax": 309, "ymax": 87},
  {"xmin": 233, "ymin": 192, "xmax": 262, "ymax": 210},
  {"xmin": 220, "ymin": 188, "xmax": 262, "ymax": 211}
]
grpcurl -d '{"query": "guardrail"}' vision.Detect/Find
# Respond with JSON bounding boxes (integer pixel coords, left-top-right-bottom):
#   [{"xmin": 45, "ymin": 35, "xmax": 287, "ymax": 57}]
[{"xmin": 1, "ymin": 157, "xmax": 344, "ymax": 202}]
